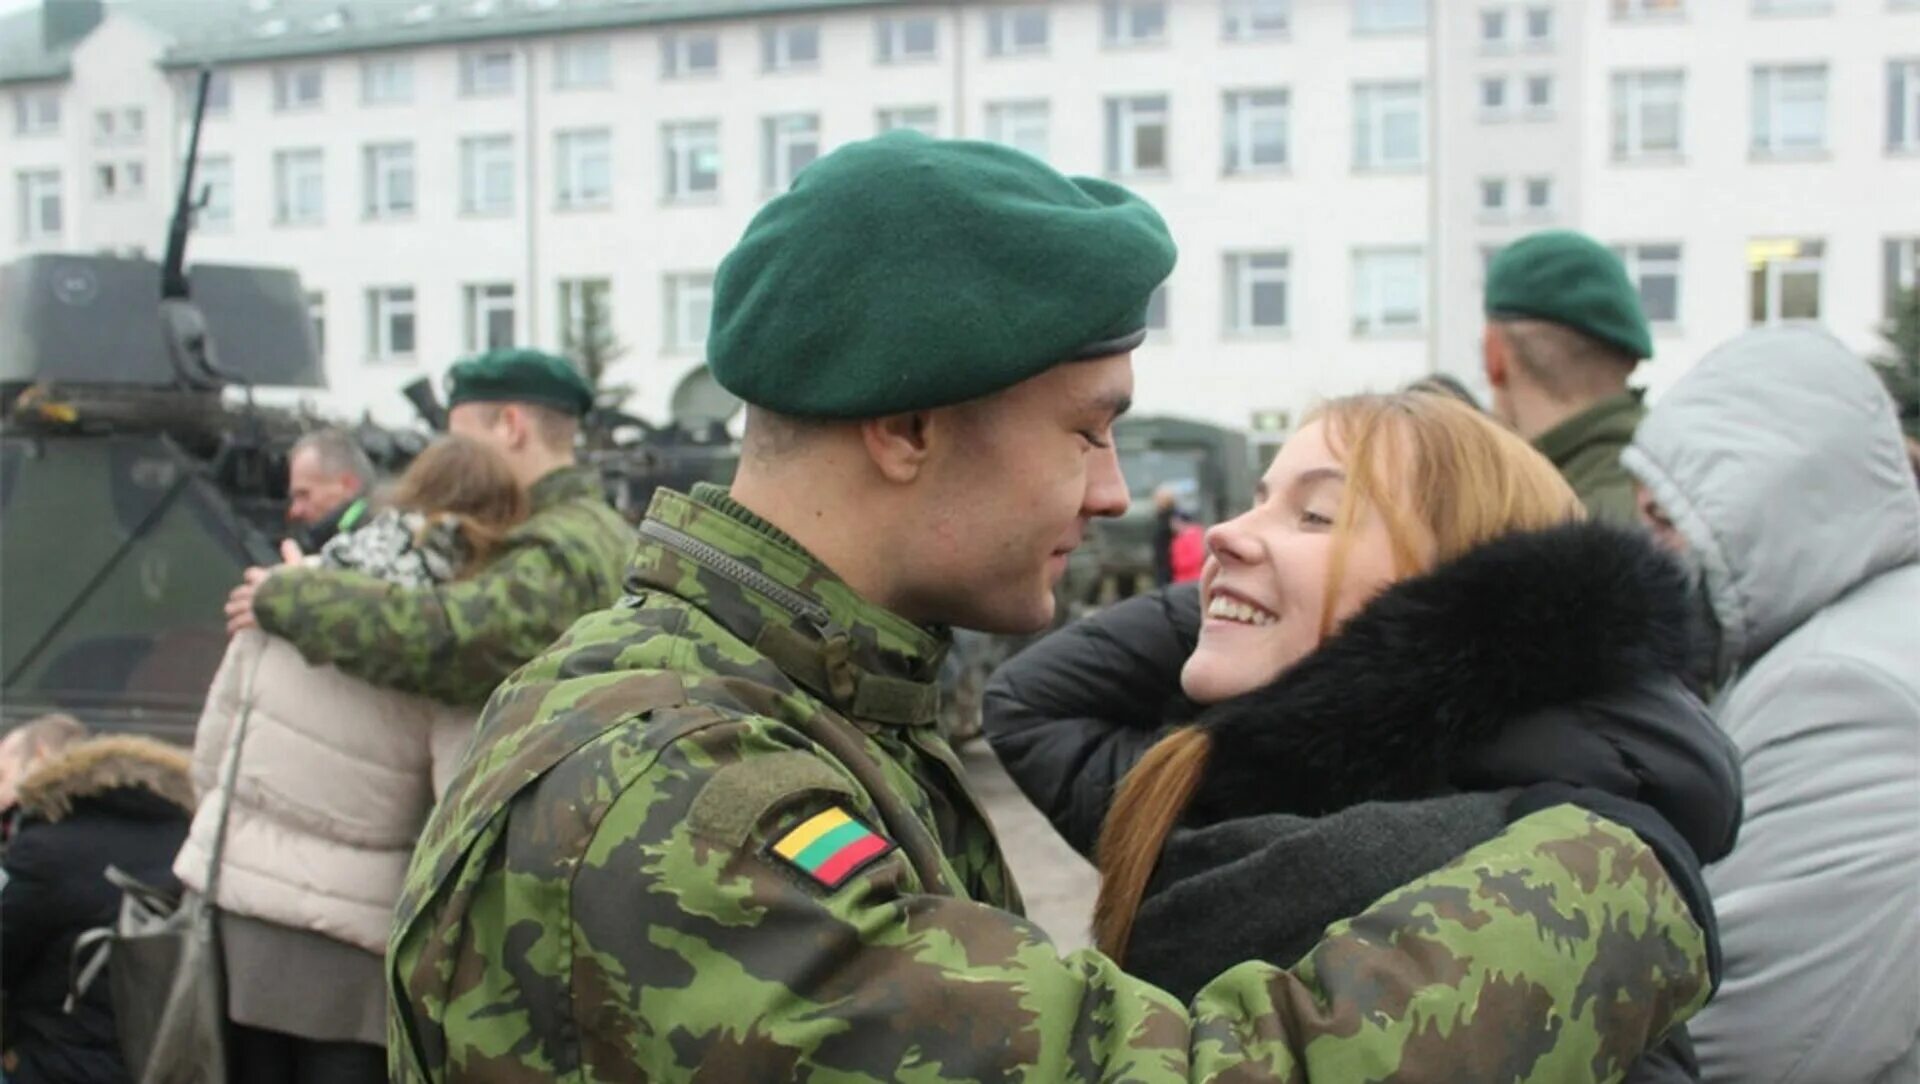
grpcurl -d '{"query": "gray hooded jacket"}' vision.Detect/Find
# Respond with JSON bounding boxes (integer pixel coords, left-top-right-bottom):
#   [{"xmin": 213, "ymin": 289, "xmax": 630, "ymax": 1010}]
[{"xmin": 1623, "ymin": 325, "xmax": 1920, "ymax": 1084}]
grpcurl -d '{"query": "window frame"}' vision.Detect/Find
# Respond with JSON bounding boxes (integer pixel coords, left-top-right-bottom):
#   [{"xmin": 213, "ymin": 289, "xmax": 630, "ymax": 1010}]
[
  {"xmin": 1223, "ymin": 88, "xmax": 1290, "ymax": 174},
  {"xmin": 762, "ymin": 113, "xmax": 821, "ymax": 192},
  {"xmin": 273, "ymin": 64, "xmax": 324, "ymax": 112},
  {"xmin": 1224, "ymin": 251, "xmax": 1292, "ymax": 335},
  {"xmin": 1615, "ymin": 242, "xmax": 1684, "ymax": 326},
  {"xmin": 663, "ymin": 31, "xmax": 721, "ymax": 78},
  {"xmin": 360, "ymin": 57, "xmax": 414, "ymax": 105},
  {"xmin": 460, "ymin": 134, "xmax": 515, "ymax": 216},
  {"xmin": 1352, "ymin": 247, "xmax": 1428, "ymax": 336},
  {"xmin": 555, "ymin": 128, "xmax": 613, "ymax": 210},
  {"xmin": 1748, "ymin": 238, "xmax": 1826, "ymax": 325},
  {"xmin": 367, "ymin": 285, "xmax": 418, "ymax": 362},
  {"xmin": 664, "ymin": 272, "xmax": 716, "ymax": 355},
  {"xmin": 273, "ymin": 148, "xmax": 325, "ymax": 225},
  {"xmin": 1102, "ymin": 1, "xmax": 1169, "ymax": 47},
  {"xmin": 362, "ymin": 141, "xmax": 416, "ymax": 220},
  {"xmin": 17, "ymin": 169, "xmax": 63, "ymax": 241},
  {"xmin": 875, "ymin": 15, "xmax": 940, "ymax": 64},
  {"xmin": 1751, "ymin": 63, "xmax": 1830, "ymax": 157},
  {"xmin": 460, "ymin": 48, "xmax": 517, "ymax": 98},
  {"xmin": 1354, "ymin": 81, "xmax": 1426, "ymax": 170},
  {"xmin": 763, "ymin": 23, "xmax": 823, "ymax": 72},
  {"xmin": 663, "ymin": 120, "xmax": 721, "ymax": 200},
  {"xmin": 463, "ymin": 282, "xmax": 518, "ymax": 353},
  {"xmin": 14, "ymin": 88, "xmax": 61, "ymax": 136},
  {"xmin": 553, "ymin": 38, "xmax": 613, "ymax": 90},
  {"xmin": 1611, "ymin": 69, "xmax": 1686, "ymax": 160}
]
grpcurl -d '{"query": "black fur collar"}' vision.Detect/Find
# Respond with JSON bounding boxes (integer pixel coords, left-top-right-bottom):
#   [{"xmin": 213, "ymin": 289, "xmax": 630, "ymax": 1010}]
[{"xmin": 1186, "ymin": 521, "xmax": 1696, "ymax": 824}]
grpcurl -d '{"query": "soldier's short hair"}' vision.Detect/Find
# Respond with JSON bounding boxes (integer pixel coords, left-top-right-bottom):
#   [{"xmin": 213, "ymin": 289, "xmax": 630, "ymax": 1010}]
[
  {"xmin": 741, "ymin": 406, "xmax": 828, "ymax": 464},
  {"xmin": 467, "ymin": 402, "xmax": 578, "ymax": 453},
  {"xmin": 292, "ymin": 428, "xmax": 377, "ymax": 488},
  {"xmin": 1495, "ymin": 318, "xmax": 1638, "ymax": 404}
]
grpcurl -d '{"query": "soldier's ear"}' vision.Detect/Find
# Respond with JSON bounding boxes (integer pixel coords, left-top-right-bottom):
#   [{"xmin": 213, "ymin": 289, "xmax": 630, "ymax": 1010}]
[
  {"xmin": 860, "ymin": 411, "xmax": 932, "ymax": 484},
  {"xmin": 1482, "ymin": 325, "xmax": 1510, "ymax": 391}
]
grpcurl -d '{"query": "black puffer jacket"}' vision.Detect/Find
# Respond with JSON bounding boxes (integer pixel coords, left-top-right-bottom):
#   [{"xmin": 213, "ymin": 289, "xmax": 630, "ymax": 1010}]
[
  {"xmin": 985, "ymin": 522, "xmax": 1744, "ymax": 1083},
  {"xmin": 1, "ymin": 736, "xmax": 194, "ymax": 1084}
]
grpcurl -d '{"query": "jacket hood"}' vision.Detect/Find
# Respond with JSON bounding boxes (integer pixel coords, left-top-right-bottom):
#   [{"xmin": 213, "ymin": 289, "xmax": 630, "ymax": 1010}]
[
  {"xmin": 1622, "ymin": 325, "xmax": 1920, "ymax": 675},
  {"xmin": 1190, "ymin": 521, "xmax": 1701, "ymax": 823},
  {"xmin": 16, "ymin": 734, "xmax": 195, "ymax": 823}
]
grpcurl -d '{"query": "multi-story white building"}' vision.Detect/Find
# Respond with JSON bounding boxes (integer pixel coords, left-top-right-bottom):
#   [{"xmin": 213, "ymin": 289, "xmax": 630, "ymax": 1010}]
[{"xmin": 3, "ymin": 0, "xmax": 1917, "ymax": 436}]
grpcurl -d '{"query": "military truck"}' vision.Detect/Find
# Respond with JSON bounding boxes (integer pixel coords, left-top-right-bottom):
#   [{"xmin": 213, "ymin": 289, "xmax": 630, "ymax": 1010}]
[{"xmin": 0, "ymin": 72, "xmax": 411, "ymax": 740}]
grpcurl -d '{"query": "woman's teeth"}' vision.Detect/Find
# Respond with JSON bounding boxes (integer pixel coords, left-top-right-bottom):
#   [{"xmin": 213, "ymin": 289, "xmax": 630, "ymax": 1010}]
[{"xmin": 1207, "ymin": 595, "xmax": 1278, "ymax": 627}]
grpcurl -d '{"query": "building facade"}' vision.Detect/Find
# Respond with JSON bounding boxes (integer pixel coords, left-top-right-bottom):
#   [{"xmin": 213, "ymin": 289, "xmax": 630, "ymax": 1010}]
[{"xmin": 3, "ymin": 0, "xmax": 1917, "ymax": 436}]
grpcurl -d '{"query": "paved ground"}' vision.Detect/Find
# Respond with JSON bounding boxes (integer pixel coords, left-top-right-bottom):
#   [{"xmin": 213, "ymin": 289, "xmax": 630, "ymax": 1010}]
[{"xmin": 961, "ymin": 740, "xmax": 1099, "ymax": 952}]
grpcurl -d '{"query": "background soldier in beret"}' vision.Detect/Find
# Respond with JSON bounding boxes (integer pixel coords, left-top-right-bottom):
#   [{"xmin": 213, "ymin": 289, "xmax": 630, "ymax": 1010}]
[
  {"xmin": 1483, "ymin": 229, "xmax": 1657, "ymax": 523},
  {"xmin": 224, "ymin": 349, "xmax": 636, "ymax": 707},
  {"xmin": 387, "ymin": 133, "xmax": 1714, "ymax": 1082}
]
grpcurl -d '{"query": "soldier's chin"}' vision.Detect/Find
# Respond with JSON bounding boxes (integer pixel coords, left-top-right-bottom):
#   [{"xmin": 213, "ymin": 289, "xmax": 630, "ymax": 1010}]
[{"xmin": 957, "ymin": 586, "xmax": 1055, "ymax": 637}]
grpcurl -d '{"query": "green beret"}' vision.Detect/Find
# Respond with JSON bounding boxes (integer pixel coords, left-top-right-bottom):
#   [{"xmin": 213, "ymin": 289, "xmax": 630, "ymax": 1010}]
[
  {"xmin": 707, "ymin": 130, "xmax": 1177, "ymax": 418},
  {"xmin": 1485, "ymin": 230, "xmax": 1653, "ymax": 361},
  {"xmin": 446, "ymin": 348, "xmax": 594, "ymax": 417}
]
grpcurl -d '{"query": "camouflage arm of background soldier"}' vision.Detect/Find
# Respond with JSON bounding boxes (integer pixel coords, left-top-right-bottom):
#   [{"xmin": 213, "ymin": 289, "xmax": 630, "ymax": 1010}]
[
  {"xmin": 396, "ymin": 712, "xmax": 1710, "ymax": 1083},
  {"xmin": 251, "ymin": 542, "xmax": 595, "ymax": 707}
]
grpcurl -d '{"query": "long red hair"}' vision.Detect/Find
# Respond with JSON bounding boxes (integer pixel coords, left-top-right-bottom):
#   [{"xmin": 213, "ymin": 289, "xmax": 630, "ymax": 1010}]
[{"xmin": 1091, "ymin": 391, "xmax": 1582, "ymax": 961}]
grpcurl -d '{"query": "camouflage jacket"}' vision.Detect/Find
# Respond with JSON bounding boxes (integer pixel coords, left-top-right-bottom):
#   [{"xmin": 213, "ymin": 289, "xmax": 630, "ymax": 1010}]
[
  {"xmin": 387, "ymin": 485, "xmax": 1711, "ymax": 1083},
  {"xmin": 253, "ymin": 466, "xmax": 636, "ymax": 707}
]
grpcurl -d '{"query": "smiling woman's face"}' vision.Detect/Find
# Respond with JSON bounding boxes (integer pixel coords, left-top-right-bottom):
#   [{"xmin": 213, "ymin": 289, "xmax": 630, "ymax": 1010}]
[{"xmin": 1179, "ymin": 419, "xmax": 1428, "ymax": 704}]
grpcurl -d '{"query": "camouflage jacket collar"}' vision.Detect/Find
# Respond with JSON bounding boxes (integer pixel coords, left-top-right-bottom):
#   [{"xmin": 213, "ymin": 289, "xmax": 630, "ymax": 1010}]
[
  {"xmin": 528, "ymin": 465, "xmax": 603, "ymax": 513},
  {"xmin": 628, "ymin": 488, "xmax": 949, "ymax": 727}
]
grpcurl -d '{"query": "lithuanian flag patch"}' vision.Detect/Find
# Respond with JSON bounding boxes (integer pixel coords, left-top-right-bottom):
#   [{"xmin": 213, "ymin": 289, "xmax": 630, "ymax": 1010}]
[{"xmin": 768, "ymin": 806, "xmax": 895, "ymax": 890}]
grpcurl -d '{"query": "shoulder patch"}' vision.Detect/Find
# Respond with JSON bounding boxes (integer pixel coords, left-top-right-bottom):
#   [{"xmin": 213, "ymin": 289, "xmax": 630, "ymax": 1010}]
[
  {"xmin": 767, "ymin": 806, "xmax": 895, "ymax": 891},
  {"xmin": 687, "ymin": 750, "xmax": 855, "ymax": 848}
]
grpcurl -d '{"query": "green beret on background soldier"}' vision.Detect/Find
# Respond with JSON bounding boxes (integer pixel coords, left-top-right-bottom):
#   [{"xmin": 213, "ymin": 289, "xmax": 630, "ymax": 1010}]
[
  {"xmin": 387, "ymin": 132, "xmax": 1713, "ymax": 1082},
  {"xmin": 1483, "ymin": 229, "xmax": 1657, "ymax": 523},
  {"xmin": 226, "ymin": 348, "xmax": 636, "ymax": 707}
]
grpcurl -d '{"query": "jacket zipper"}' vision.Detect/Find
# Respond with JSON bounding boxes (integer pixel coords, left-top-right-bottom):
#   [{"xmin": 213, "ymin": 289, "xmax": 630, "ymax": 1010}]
[{"xmin": 639, "ymin": 518, "xmax": 836, "ymax": 631}]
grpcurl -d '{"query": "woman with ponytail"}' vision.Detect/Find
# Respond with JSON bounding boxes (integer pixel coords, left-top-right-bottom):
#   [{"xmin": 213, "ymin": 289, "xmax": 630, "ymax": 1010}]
[{"xmin": 985, "ymin": 391, "xmax": 1742, "ymax": 1082}]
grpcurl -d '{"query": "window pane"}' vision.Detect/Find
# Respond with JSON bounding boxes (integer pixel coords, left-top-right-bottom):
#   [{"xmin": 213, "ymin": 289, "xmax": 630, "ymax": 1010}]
[
  {"xmin": 1641, "ymin": 274, "xmax": 1678, "ymax": 322},
  {"xmin": 1781, "ymin": 269, "xmax": 1820, "ymax": 319},
  {"xmin": 1251, "ymin": 280, "xmax": 1287, "ymax": 327}
]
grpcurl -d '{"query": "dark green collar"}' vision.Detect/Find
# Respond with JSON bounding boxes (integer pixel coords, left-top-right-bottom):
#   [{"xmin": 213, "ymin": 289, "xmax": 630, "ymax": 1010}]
[
  {"xmin": 629, "ymin": 488, "xmax": 947, "ymax": 727},
  {"xmin": 1533, "ymin": 391, "xmax": 1646, "ymax": 471},
  {"xmin": 528, "ymin": 465, "xmax": 603, "ymax": 513}
]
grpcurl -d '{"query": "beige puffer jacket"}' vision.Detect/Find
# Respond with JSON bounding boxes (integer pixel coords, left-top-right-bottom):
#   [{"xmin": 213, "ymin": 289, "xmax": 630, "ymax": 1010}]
[{"xmin": 172, "ymin": 629, "xmax": 475, "ymax": 955}]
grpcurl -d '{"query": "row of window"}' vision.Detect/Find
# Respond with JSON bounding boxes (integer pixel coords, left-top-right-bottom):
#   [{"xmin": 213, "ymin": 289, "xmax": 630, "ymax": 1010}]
[
  {"xmin": 14, "ymin": 59, "xmax": 1916, "ymax": 240},
  {"xmin": 5, "ymin": 88, "xmax": 1411, "ymax": 240},
  {"xmin": 1612, "ymin": 62, "xmax": 1920, "ymax": 158},
  {"xmin": 302, "ymin": 238, "xmax": 1920, "ymax": 366},
  {"xmin": 18, "ymin": 59, "xmax": 1915, "ymax": 240},
  {"xmin": 332, "ymin": 276, "xmax": 712, "ymax": 362},
  {"xmin": 1615, "ymin": 0, "xmax": 1920, "ymax": 17},
  {"xmin": 0, "ymin": 2, "xmax": 1415, "ymax": 137}
]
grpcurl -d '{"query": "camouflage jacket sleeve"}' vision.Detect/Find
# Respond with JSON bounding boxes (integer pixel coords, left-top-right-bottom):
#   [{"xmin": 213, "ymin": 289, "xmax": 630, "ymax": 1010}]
[
  {"xmin": 395, "ymin": 710, "xmax": 1710, "ymax": 1082},
  {"xmin": 252, "ymin": 540, "xmax": 595, "ymax": 706}
]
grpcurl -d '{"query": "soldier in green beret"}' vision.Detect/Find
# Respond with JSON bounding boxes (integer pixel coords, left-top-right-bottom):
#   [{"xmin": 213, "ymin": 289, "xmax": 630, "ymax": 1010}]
[
  {"xmin": 387, "ymin": 133, "xmax": 1712, "ymax": 1082},
  {"xmin": 1483, "ymin": 229, "xmax": 1655, "ymax": 523},
  {"xmin": 224, "ymin": 348, "xmax": 636, "ymax": 707}
]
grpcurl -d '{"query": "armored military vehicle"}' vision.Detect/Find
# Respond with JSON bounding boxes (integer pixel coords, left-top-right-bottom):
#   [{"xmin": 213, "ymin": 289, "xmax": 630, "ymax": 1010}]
[{"xmin": 0, "ymin": 71, "xmax": 383, "ymax": 739}]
